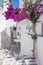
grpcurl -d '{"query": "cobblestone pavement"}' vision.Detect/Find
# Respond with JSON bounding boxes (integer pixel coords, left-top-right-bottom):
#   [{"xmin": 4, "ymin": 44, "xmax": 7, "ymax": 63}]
[
  {"xmin": 0, "ymin": 49, "xmax": 37, "ymax": 65},
  {"xmin": 0, "ymin": 49, "xmax": 30, "ymax": 65}
]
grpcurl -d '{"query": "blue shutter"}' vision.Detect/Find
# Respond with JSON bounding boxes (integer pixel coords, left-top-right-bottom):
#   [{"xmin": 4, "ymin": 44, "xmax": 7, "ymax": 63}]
[{"xmin": 12, "ymin": 0, "xmax": 19, "ymax": 9}]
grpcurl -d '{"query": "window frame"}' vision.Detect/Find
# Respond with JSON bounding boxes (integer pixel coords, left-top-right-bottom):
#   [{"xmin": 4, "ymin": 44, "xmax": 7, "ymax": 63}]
[{"xmin": 9, "ymin": 0, "xmax": 19, "ymax": 9}]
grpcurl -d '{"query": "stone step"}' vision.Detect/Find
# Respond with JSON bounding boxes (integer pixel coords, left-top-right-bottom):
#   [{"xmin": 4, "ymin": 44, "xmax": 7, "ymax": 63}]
[
  {"xmin": 29, "ymin": 63, "xmax": 37, "ymax": 65},
  {"xmin": 29, "ymin": 64, "xmax": 37, "ymax": 65},
  {"xmin": 29, "ymin": 58, "xmax": 37, "ymax": 65},
  {"xmin": 29, "ymin": 59, "xmax": 36, "ymax": 62},
  {"xmin": 29, "ymin": 62, "xmax": 37, "ymax": 64},
  {"xmin": 29, "ymin": 61, "xmax": 37, "ymax": 64},
  {"xmin": 29, "ymin": 60, "xmax": 36, "ymax": 62}
]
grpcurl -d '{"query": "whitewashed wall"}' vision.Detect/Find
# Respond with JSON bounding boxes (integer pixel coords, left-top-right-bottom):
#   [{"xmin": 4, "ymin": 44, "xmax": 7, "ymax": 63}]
[
  {"xmin": 0, "ymin": 0, "xmax": 17, "ymax": 48},
  {"xmin": 17, "ymin": 19, "xmax": 33, "ymax": 56},
  {"xmin": 36, "ymin": 15, "xmax": 43, "ymax": 65},
  {"xmin": 0, "ymin": 13, "xmax": 43, "ymax": 65},
  {"xmin": 16, "ymin": 17, "xmax": 43, "ymax": 65},
  {"xmin": 0, "ymin": 13, "xmax": 17, "ymax": 48},
  {"xmin": 19, "ymin": 0, "xmax": 43, "ymax": 65}
]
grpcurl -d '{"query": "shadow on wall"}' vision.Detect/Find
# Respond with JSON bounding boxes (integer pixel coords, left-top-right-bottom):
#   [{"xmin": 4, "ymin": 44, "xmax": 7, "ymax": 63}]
[
  {"xmin": 1, "ymin": 30, "xmax": 11, "ymax": 49},
  {"xmin": 1, "ymin": 29, "xmax": 20, "ymax": 55}
]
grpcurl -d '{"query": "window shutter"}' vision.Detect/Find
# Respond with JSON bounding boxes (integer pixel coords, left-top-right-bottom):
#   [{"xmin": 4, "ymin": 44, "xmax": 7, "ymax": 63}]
[{"xmin": 11, "ymin": 0, "xmax": 19, "ymax": 9}]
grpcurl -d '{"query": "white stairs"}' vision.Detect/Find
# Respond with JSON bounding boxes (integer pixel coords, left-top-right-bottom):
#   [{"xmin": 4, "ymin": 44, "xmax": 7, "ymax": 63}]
[
  {"xmin": 29, "ymin": 58, "xmax": 37, "ymax": 65},
  {"xmin": 16, "ymin": 55, "xmax": 38, "ymax": 65}
]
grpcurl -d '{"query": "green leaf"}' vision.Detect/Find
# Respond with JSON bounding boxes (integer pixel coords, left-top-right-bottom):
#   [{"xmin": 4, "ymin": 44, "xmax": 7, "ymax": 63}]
[
  {"xmin": 30, "ymin": 9, "xmax": 35, "ymax": 22},
  {"xmin": 31, "ymin": 35, "xmax": 37, "ymax": 40}
]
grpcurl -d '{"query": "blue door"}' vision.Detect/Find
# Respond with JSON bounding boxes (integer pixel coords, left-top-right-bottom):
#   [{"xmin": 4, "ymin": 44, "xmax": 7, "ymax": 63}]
[{"xmin": 12, "ymin": 0, "xmax": 19, "ymax": 9}]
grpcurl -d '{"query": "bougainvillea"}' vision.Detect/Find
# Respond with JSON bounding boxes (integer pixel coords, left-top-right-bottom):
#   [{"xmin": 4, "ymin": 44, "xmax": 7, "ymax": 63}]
[
  {"xmin": 3, "ymin": 0, "xmax": 43, "ymax": 23},
  {"xmin": 4, "ymin": 4, "xmax": 29, "ymax": 21}
]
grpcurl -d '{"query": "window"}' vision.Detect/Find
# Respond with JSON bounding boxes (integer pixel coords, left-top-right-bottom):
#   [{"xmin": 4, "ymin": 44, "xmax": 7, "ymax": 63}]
[{"xmin": 9, "ymin": 0, "xmax": 19, "ymax": 9}]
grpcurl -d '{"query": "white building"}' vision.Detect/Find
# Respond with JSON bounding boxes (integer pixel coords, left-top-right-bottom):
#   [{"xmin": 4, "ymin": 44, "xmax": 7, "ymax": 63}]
[{"xmin": 0, "ymin": 0, "xmax": 43, "ymax": 65}]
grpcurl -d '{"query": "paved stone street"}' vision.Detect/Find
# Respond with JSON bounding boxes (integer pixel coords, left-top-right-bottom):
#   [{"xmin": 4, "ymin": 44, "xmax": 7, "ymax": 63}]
[
  {"xmin": 0, "ymin": 49, "xmax": 37, "ymax": 65},
  {"xmin": 0, "ymin": 49, "xmax": 30, "ymax": 65}
]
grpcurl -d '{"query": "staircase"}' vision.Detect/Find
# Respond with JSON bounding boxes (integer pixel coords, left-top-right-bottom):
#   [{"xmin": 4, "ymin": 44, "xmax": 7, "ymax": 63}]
[
  {"xmin": 16, "ymin": 55, "xmax": 38, "ymax": 65},
  {"xmin": 29, "ymin": 58, "xmax": 37, "ymax": 65}
]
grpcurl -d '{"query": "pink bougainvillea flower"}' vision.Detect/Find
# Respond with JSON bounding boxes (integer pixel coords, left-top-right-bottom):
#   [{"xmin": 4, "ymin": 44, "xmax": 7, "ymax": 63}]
[
  {"xmin": 4, "ymin": 4, "xmax": 29, "ymax": 22},
  {"xmin": 3, "ymin": 1, "xmax": 43, "ymax": 23}
]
